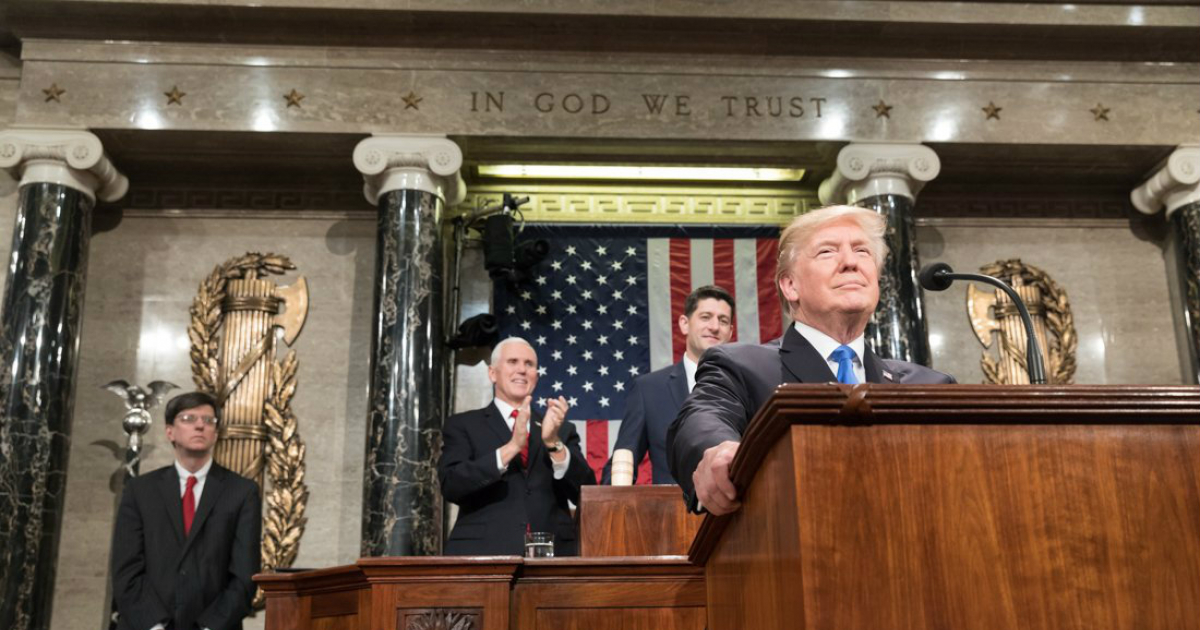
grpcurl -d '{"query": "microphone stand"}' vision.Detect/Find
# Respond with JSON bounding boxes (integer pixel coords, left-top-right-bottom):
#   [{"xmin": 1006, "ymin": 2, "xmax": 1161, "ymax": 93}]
[{"xmin": 923, "ymin": 266, "xmax": 1048, "ymax": 385}]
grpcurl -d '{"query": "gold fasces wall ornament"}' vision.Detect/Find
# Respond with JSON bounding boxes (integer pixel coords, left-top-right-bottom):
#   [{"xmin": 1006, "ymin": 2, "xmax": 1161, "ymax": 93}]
[
  {"xmin": 188, "ymin": 253, "xmax": 309, "ymax": 606},
  {"xmin": 967, "ymin": 259, "xmax": 1077, "ymax": 385}
]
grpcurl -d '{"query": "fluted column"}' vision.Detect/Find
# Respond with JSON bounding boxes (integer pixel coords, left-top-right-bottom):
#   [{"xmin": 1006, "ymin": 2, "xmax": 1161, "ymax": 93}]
[
  {"xmin": 819, "ymin": 143, "xmax": 940, "ymax": 365},
  {"xmin": 1132, "ymin": 145, "xmax": 1200, "ymax": 384},
  {"xmin": 0, "ymin": 129, "xmax": 127, "ymax": 630},
  {"xmin": 353, "ymin": 135, "xmax": 464, "ymax": 556}
]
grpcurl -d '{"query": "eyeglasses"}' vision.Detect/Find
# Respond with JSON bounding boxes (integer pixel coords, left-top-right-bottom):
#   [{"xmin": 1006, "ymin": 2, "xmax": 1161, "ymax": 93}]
[{"xmin": 175, "ymin": 414, "xmax": 219, "ymax": 427}]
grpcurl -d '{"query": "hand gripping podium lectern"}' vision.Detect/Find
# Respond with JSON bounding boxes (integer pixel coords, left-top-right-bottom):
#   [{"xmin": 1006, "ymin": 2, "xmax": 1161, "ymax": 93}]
[{"xmin": 687, "ymin": 384, "xmax": 1200, "ymax": 630}]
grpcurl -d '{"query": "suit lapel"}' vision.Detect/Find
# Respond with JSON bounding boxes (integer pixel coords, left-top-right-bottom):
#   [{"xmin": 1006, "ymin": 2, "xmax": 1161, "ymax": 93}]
[
  {"xmin": 179, "ymin": 464, "xmax": 226, "ymax": 560},
  {"xmin": 484, "ymin": 403, "xmax": 513, "ymax": 446},
  {"xmin": 779, "ymin": 326, "xmax": 839, "ymax": 383},
  {"xmin": 667, "ymin": 361, "xmax": 688, "ymax": 408},
  {"xmin": 156, "ymin": 466, "xmax": 186, "ymax": 544},
  {"xmin": 864, "ymin": 348, "xmax": 889, "ymax": 384}
]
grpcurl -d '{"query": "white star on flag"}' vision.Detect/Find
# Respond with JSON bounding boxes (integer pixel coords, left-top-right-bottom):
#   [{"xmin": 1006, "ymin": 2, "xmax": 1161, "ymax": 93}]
[
  {"xmin": 567, "ymin": 365, "xmax": 578, "ymax": 376},
  {"xmin": 613, "ymin": 320, "xmax": 624, "ymax": 331},
  {"xmin": 628, "ymin": 366, "xmax": 639, "ymax": 377},
  {"xmin": 581, "ymin": 320, "xmax": 593, "ymax": 330},
  {"xmin": 596, "ymin": 245, "xmax": 608, "ymax": 256},
  {"xmin": 520, "ymin": 321, "xmax": 531, "ymax": 330},
  {"xmin": 552, "ymin": 381, "xmax": 563, "ymax": 391},
  {"xmin": 552, "ymin": 350, "xmax": 563, "ymax": 360},
  {"xmin": 568, "ymin": 396, "xmax": 579, "ymax": 406},
  {"xmin": 566, "ymin": 245, "xmax": 577, "ymax": 255},
  {"xmin": 582, "ymin": 350, "xmax": 594, "ymax": 361},
  {"xmin": 538, "ymin": 366, "xmax": 547, "ymax": 376},
  {"xmin": 582, "ymin": 381, "xmax": 594, "ymax": 392},
  {"xmin": 598, "ymin": 365, "xmax": 609, "ymax": 376},
  {"xmin": 614, "ymin": 382, "xmax": 625, "ymax": 392},
  {"xmin": 599, "ymin": 396, "xmax": 610, "ymax": 407},
  {"xmin": 535, "ymin": 335, "xmax": 547, "ymax": 345},
  {"xmin": 598, "ymin": 335, "xmax": 609, "ymax": 346},
  {"xmin": 566, "ymin": 275, "xmax": 577, "ymax": 285},
  {"xmin": 536, "ymin": 276, "xmax": 547, "ymax": 286},
  {"xmin": 567, "ymin": 335, "xmax": 578, "ymax": 345},
  {"xmin": 536, "ymin": 305, "xmax": 547, "ymax": 315}
]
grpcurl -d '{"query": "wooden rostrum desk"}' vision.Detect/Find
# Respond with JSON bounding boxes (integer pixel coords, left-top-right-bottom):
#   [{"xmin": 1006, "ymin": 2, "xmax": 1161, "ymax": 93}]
[{"xmin": 257, "ymin": 385, "xmax": 1200, "ymax": 630}]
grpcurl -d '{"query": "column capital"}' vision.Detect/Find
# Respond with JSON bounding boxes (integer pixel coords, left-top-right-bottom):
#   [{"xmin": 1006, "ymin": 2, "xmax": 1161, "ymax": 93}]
[
  {"xmin": 0, "ymin": 128, "xmax": 128, "ymax": 202},
  {"xmin": 818, "ymin": 143, "xmax": 940, "ymax": 206},
  {"xmin": 1131, "ymin": 146, "xmax": 1200, "ymax": 218},
  {"xmin": 353, "ymin": 134, "xmax": 466, "ymax": 206}
]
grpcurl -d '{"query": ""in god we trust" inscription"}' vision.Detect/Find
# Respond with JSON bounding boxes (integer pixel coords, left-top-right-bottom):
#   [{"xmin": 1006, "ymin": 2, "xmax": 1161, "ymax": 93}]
[{"xmin": 470, "ymin": 92, "xmax": 828, "ymax": 118}]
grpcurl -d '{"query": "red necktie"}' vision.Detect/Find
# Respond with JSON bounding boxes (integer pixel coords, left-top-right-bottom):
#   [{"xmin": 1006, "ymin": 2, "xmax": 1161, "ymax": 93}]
[
  {"xmin": 511, "ymin": 410, "xmax": 529, "ymax": 467},
  {"xmin": 183, "ymin": 475, "xmax": 198, "ymax": 535}
]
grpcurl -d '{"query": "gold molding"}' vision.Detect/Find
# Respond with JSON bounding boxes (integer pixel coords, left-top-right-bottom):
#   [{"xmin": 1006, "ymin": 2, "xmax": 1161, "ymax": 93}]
[{"xmin": 454, "ymin": 184, "xmax": 817, "ymax": 225}]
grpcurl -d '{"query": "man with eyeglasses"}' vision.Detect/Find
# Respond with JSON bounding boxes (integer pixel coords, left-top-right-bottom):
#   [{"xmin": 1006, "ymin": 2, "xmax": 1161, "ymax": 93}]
[{"xmin": 110, "ymin": 391, "xmax": 261, "ymax": 630}]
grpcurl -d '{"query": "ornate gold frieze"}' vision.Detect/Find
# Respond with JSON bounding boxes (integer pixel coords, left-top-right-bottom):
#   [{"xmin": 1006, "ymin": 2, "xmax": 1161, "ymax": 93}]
[
  {"xmin": 188, "ymin": 253, "xmax": 309, "ymax": 606},
  {"xmin": 456, "ymin": 185, "xmax": 816, "ymax": 225},
  {"xmin": 967, "ymin": 258, "xmax": 1076, "ymax": 385}
]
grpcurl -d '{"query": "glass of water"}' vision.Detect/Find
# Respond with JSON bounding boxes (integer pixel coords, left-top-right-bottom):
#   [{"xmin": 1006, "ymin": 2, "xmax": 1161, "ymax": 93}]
[{"xmin": 524, "ymin": 531, "xmax": 554, "ymax": 558}]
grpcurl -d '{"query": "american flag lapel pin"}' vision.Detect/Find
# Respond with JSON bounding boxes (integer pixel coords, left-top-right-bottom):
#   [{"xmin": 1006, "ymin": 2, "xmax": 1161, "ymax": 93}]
[{"xmin": 882, "ymin": 370, "xmax": 894, "ymax": 381}]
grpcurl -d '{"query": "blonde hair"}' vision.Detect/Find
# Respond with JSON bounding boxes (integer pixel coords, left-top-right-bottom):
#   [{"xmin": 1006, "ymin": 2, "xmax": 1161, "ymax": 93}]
[{"xmin": 774, "ymin": 205, "xmax": 889, "ymax": 319}]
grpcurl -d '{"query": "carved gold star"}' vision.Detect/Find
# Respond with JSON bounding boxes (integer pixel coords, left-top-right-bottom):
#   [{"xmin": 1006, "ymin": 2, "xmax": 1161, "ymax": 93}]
[
  {"xmin": 871, "ymin": 99, "xmax": 893, "ymax": 119},
  {"xmin": 402, "ymin": 91, "xmax": 423, "ymax": 110},
  {"xmin": 982, "ymin": 101, "xmax": 1002, "ymax": 120},
  {"xmin": 164, "ymin": 85, "xmax": 186, "ymax": 105},
  {"xmin": 42, "ymin": 84, "xmax": 66, "ymax": 103},
  {"xmin": 1089, "ymin": 103, "xmax": 1110, "ymax": 121},
  {"xmin": 283, "ymin": 89, "xmax": 305, "ymax": 108}
]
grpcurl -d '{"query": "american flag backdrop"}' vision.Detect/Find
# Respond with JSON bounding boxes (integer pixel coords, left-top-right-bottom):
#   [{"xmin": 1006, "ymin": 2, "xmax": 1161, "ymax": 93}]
[{"xmin": 494, "ymin": 224, "xmax": 786, "ymax": 483}]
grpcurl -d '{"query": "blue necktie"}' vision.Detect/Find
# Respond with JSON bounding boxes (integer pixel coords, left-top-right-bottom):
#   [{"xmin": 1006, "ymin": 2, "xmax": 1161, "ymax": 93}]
[{"xmin": 830, "ymin": 345, "xmax": 859, "ymax": 384}]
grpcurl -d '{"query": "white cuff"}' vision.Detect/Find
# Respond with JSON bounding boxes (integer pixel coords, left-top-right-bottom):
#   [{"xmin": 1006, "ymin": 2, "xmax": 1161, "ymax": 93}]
[{"xmin": 551, "ymin": 448, "xmax": 571, "ymax": 479}]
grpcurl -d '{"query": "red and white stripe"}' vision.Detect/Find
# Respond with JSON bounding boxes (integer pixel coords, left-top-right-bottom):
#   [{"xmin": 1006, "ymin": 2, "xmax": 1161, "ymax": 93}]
[{"xmin": 577, "ymin": 236, "xmax": 784, "ymax": 483}]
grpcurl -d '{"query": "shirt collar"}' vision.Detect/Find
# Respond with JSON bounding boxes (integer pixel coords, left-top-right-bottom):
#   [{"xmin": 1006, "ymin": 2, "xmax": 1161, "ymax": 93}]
[
  {"xmin": 493, "ymin": 397, "xmax": 518, "ymax": 420},
  {"xmin": 792, "ymin": 320, "xmax": 865, "ymax": 365},
  {"xmin": 682, "ymin": 354, "xmax": 699, "ymax": 391},
  {"xmin": 174, "ymin": 457, "xmax": 213, "ymax": 481}
]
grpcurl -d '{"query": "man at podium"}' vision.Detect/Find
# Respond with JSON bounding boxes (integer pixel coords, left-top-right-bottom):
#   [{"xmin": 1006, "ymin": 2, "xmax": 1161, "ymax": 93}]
[{"xmin": 667, "ymin": 205, "xmax": 955, "ymax": 515}]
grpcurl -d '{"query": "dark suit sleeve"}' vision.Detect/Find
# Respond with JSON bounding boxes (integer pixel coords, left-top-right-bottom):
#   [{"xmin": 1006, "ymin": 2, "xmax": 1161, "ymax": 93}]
[
  {"xmin": 196, "ymin": 481, "xmax": 262, "ymax": 630},
  {"xmin": 667, "ymin": 347, "xmax": 755, "ymax": 512},
  {"xmin": 438, "ymin": 412, "xmax": 506, "ymax": 504},
  {"xmin": 601, "ymin": 377, "xmax": 650, "ymax": 484},
  {"xmin": 554, "ymin": 420, "xmax": 596, "ymax": 502},
  {"xmin": 111, "ymin": 481, "xmax": 170, "ymax": 630}
]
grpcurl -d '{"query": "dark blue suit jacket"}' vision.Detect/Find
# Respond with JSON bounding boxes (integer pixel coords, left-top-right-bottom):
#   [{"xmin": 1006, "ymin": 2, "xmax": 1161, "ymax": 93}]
[
  {"xmin": 111, "ymin": 463, "xmax": 261, "ymax": 630},
  {"xmin": 602, "ymin": 360, "xmax": 689, "ymax": 485},
  {"xmin": 438, "ymin": 402, "xmax": 594, "ymax": 556}
]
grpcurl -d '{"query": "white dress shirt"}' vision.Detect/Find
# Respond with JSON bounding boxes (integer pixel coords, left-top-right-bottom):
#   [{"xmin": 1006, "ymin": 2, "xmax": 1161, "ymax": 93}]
[
  {"xmin": 793, "ymin": 320, "xmax": 866, "ymax": 384},
  {"xmin": 683, "ymin": 354, "xmax": 699, "ymax": 393},
  {"xmin": 491, "ymin": 398, "xmax": 570, "ymax": 478}
]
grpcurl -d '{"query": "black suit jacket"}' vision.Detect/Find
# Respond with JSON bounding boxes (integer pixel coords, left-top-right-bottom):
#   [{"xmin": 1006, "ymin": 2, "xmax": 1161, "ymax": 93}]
[
  {"xmin": 438, "ymin": 402, "xmax": 595, "ymax": 556},
  {"xmin": 667, "ymin": 326, "xmax": 956, "ymax": 511},
  {"xmin": 111, "ymin": 462, "xmax": 261, "ymax": 630},
  {"xmin": 601, "ymin": 360, "xmax": 688, "ymax": 485}
]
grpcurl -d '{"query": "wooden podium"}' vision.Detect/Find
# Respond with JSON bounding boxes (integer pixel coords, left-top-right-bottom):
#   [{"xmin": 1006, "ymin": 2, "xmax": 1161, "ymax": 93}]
[{"xmin": 689, "ymin": 384, "xmax": 1200, "ymax": 630}]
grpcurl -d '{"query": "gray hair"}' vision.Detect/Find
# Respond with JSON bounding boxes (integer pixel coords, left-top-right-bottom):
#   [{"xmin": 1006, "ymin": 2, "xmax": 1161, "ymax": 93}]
[
  {"xmin": 774, "ymin": 205, "xmax": 889, "ymax": 318},
  {"xmin": 490, "ymin": 337, "xmax": 536, "ymax": 366}
]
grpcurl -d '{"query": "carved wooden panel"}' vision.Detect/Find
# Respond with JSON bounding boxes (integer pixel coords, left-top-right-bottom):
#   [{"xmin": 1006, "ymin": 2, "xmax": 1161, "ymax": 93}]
[{"xmin": 398, "ymin": 608, "xmax": 481, "ymax": 630}]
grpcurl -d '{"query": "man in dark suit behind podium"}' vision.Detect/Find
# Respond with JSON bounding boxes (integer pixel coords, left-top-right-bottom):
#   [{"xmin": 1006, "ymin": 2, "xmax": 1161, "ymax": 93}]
[
  {"xmin": 439, "ymin": 337, "xmax": 594, "ymax": 556},
  {"xmin": 602, "ymin": 285, "xmax": 735, "ymax": 485},
  {"xmin": 668, "ymin": 205, "xmax": 955, "ymax": 515},
  {"xmin": 111, "ymin": 391, "xmax": 261, "ymax": 630}
]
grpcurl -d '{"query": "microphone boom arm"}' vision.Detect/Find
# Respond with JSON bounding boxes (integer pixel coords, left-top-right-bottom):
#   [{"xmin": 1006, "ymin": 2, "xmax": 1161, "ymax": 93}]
[{"xmin": 942, "ymin": 270, "xmax": 1048, "ymax": 385}]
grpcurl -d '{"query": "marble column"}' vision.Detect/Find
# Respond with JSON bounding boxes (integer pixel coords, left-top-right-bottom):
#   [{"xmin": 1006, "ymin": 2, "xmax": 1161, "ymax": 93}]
[
  {"xmin": 818, "ymin": 143, "xmax": 941, "ymax": 365},
  {"xmin": 0, "ymin": 129, "xmax": 128, "ymax": 630},
  {"xmin": 1132, "ymin": 145, "xmax": 1200, "ymax": 384},
  {"xmin": 353, "ymin": 136, "xmax": 465, "ymax": 556}
]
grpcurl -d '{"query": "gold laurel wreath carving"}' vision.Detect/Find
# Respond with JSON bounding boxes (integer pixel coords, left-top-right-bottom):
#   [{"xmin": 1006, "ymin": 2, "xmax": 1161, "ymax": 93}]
[
  {"xmin": 187, "ymin": 253, "xmax": 308, "ymax": 608},
  {"xmin": 978, "ymin": 259, "xmax": 1077, "ymax": 385}
]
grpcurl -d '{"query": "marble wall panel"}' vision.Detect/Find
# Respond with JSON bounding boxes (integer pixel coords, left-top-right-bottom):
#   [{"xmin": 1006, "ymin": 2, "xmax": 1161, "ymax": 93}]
[
  {"xmin": 918, "ymin": 219, "xmax": 1182, "ymax": 385},
  {"xmin": 11, "ymin": 46, "xmax": 1198, "ymax": 145},
  {"xmin": 48, "ymin": 212, "xmax": 375, "ymax": 630}
]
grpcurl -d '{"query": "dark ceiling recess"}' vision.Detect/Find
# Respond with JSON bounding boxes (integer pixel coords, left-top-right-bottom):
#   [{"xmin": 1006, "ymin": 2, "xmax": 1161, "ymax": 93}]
[{"xmin": 4, "ymin": 1, "xmax": 1199, "ymax": 63}]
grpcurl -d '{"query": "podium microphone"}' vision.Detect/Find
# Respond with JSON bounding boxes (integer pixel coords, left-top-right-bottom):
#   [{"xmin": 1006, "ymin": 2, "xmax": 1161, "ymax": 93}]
[{"xmin": 918, "ymin": 262, "xmax": 1048, "ymax": 385}]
